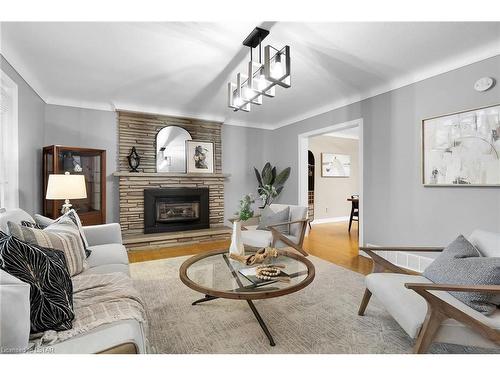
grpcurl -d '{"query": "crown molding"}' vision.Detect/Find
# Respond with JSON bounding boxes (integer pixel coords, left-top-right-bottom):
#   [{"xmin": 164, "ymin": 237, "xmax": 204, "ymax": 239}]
[
  {"xmin": 272, "ymin": 42, "xmax": 500, "ymax": 129},
  {"xmin": 221, "ymin": 119, "xmax": 275, "ymax": 130},
  {"xmin": 45, "ymin": 97, "xmax": 277, "ymax": 129},
  {"xmin": 4, "ymin": 38, "xmax": 500, "ymax": 132}
]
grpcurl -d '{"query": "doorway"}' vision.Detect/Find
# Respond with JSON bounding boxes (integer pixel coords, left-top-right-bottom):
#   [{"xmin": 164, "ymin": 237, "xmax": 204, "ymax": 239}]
[{"xmin": 298, "ymin": 118, "xmax": 364, "ymax": 246}]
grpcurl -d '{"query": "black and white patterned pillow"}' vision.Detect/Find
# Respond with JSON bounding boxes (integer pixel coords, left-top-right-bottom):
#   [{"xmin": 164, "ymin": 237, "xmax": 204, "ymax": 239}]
[
  {"xmin": 21, "ymin": 220, "xmax": 44, "ymax": 229},
  {"xmin": 0, "ymin": 231, "xmax": 74, "ymax": 333}
]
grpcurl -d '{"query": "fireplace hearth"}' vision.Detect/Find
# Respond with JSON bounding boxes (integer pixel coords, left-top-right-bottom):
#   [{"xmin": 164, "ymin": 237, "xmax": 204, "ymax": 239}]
[{"xmin": 144, "ymin": 188, "xmax": 209, "ymax": 234}]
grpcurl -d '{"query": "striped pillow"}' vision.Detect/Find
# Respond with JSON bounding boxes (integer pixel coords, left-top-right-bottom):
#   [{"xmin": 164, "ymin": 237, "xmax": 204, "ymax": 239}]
[
  {"xmin": 8, "ymin": 217, "xmax": 87, "ymax": 276},
  {"xmin": 52, "ymin": 210, "xmax": 91, "ymax": 257}
]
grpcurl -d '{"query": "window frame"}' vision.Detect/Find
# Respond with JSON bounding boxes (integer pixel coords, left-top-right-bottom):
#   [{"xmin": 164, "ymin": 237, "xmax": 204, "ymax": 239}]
[{"xmin": 0, "ymin": 68, "xmax": 19, "ymax": 209}]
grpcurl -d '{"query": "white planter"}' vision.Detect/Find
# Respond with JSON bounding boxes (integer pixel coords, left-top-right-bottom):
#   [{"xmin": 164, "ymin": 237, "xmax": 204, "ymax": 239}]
[{"xmin": 229, "ymin": 220, "xmax": 245, "ymax": 256}]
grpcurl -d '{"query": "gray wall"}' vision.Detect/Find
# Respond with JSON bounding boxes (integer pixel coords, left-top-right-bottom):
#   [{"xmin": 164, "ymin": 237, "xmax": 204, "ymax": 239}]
[
  {"xmin": 44, "ymin": 104, "xmax": 273, "ymax": 225},
  {"xmin": 270, "ymin": 55, "xmax": 500, "ymax": 246},
  {"xmin": 309, "ymin": 135, "xmax": 359, "ymax": 219},
  {"xmin": 1, "ymin": 55, "xmax": 45, "ymax": 215},
  {"xmin": 222, "ymin": 125, "xmax": 272, "ymax": 222},
  {"xmin": 7, "ymin": 51, "xmax": 500, "ymax": 245},
  {"xmin": 44, "ymin": 104, "xmax": 119, "ymax": 223}
]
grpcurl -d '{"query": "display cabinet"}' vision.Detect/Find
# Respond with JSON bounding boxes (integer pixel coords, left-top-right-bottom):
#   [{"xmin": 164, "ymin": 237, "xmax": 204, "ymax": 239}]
[{"xmin": 43, "ymin": 145, "xmax": 106, "ymax": 225}]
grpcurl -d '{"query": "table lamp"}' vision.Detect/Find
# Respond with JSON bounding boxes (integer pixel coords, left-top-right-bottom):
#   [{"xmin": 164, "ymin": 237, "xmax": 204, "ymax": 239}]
[{"xmin": 46, "ymin": 172, "xmax": 87, "ymax": 214}]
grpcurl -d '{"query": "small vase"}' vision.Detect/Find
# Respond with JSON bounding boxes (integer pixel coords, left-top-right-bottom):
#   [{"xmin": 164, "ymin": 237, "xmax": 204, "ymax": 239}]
[{"xmin": 229, "ymin": 220, "xmax": 245, "ymax": 256}]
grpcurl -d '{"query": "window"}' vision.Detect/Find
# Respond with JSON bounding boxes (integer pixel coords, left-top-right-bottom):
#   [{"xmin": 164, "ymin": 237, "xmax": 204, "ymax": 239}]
[{"xmin": 0, "ymin": 69, "xmax": 19, "ymax": 209}]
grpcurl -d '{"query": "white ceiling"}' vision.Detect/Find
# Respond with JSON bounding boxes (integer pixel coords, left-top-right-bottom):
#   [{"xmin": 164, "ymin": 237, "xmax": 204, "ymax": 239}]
[{"xmin": 1, "ymin": 22, "xmax": 500, "ymax": 129}]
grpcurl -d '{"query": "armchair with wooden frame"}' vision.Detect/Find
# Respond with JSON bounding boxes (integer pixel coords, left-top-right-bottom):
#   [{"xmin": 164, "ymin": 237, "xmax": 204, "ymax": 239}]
[
  {"xmin": 357, "ymin": 230, "xmax": 500, "ymax": 354},
  {"xmin": 230, "ymin": 204, "xmax": 309, "ymax": 257}
]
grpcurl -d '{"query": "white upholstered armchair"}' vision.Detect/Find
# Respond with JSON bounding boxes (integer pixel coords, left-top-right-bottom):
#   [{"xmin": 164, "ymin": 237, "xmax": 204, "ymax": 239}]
[
  {"xmin": 233, "ymin": 204, "xmax": 309, "ymax": 256},
  {"xmin": 358, "ymin": 230, "xmax": 500, "ymax": 353}
]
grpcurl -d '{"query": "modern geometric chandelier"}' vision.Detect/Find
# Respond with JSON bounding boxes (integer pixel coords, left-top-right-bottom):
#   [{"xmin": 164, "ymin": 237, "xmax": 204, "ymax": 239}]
[{"xmin": 228, "ymin": 27, "xmax": 291, "ymax": 112}]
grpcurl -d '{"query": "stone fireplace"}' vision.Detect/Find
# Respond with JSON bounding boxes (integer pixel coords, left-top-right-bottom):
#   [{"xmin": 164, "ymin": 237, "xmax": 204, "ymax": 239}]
[
  {"xmin": 114, "ymin": 110, "xmax": 231, "ymax": 251},
  {"xmin": 144, "ymin": 187, "xmax": 209, "ymax": 234}
]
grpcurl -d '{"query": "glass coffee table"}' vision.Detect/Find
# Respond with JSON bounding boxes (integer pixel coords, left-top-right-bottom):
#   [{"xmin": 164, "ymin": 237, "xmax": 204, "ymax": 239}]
[{"xmin": 179, "ymin": 247, "xmax": 315, "ymax": 346}]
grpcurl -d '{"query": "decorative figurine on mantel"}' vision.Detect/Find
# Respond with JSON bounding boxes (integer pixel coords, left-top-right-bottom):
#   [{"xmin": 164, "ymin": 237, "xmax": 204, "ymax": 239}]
[{"xmin": 127, "ymin": 147, "xmax": 141, "ymax": 172}]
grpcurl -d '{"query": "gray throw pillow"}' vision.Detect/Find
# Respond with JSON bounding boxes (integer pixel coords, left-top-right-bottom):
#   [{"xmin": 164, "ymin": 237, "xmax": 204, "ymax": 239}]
[
  {"xmin": 423, "ymin": 235, "xmax": 500, "ymax": 315},
  {"xmin": 257, "ymin": 206, "xmax": 290, "ymax": 235}
]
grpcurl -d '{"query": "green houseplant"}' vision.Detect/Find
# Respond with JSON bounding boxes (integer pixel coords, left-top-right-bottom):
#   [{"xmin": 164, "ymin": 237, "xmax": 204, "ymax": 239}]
[
  {"xmin": 234, "ymin": 194, "xmax": 255, "ymax": 221},
  {"xmin": 254, "ymin": 163, "xmax": 291, "ymax": 208}
]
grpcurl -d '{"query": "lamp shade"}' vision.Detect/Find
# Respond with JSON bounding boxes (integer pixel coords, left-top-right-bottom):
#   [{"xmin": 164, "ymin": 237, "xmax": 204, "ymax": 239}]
[{"xmin": 46, "ymin": 173, "xmax": 87, "ymax": 200}]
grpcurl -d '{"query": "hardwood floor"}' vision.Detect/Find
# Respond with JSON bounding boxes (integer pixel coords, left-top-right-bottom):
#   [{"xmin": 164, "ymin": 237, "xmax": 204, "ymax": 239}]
[
  {"xmin": 128, "ymin": 221, "xmax": 373, "ymax": 274},
  {"xmin": 128, "ymin": 240, "xmax": 230, "ymax": 263},
  {"xmin": 303, "ymin": 221, "xmax": 372, "ymax": 275}
]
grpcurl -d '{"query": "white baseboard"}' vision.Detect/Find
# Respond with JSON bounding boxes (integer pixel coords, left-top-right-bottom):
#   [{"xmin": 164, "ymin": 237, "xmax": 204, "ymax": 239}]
[
  {"xmin": 311, "ymin": 216, "xmax": 349, "ymax": 224},
  {"xmin": 360, "ymin": 243, "xmax": 435, "ymax": 273}
]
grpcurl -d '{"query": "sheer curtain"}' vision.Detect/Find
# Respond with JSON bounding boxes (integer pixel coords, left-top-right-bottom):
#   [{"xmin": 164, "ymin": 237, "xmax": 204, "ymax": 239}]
[{"xmin": 0, "ymin": 71, "xmax": 19, "ymax": 209}]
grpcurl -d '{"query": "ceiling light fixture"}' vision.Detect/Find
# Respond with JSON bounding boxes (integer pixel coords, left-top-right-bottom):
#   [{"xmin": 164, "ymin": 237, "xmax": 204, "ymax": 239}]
[{"xmin": 228, "ymin": 27, "xmax": 291, "ymax": 112}]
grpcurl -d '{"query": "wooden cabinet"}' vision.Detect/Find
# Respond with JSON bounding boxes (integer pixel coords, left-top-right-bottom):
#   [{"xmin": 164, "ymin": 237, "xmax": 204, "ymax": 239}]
[{"xmin": 43, "ymin": 145, "xmax": 106, "ymax": 225}]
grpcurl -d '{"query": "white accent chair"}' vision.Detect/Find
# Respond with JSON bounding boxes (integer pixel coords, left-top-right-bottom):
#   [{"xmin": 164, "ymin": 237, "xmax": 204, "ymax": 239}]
[
  {"xmin": 0, "ymin": 208, "xmax": 147, "ymax": 354},
  {"xmin": 358, "ymin": 230, "xmax": 500, "ymax": 353},
  {"xmin": 236, "ymin": 204, "xmax": 309, "ymax": 256}
]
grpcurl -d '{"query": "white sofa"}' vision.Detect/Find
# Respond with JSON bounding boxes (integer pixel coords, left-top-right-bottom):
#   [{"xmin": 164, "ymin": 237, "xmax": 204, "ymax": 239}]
[
  {"xmin": 0, "ymin": 208, "xmax": 147, "ymax": 354},
  {"xmin": 359, "ymin": 230, "xmax": 500, "ymax": 353}
]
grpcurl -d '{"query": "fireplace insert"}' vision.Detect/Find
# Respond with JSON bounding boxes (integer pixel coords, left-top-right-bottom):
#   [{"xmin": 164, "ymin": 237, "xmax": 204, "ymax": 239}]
[{"xmin": 144, "ymin": 188, "xmax": 209, "ymax": 233}]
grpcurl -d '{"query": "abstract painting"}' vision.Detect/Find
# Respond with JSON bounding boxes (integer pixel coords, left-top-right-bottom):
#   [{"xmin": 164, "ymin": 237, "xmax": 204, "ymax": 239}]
[
  {"xmin": 321, "ymin": 153, "xmax": 351, "ymax": 177},
  {"xmin": 186, "ymin": 141, "xmax": 214, "ymax": 174},
  {"xmin": 422, "ymin": 104, "xmax": 500, "ymax": 186}
]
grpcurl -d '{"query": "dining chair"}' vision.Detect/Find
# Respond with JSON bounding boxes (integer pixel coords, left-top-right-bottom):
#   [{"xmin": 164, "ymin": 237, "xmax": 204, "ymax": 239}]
[{"xmin": 349, "ymin": 195, "xmax": 359, "ymax": 232}]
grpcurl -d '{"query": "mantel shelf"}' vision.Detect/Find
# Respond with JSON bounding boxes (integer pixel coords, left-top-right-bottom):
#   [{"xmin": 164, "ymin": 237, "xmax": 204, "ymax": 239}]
[{"xmin": 113, "ymin": 171, "xmax": 231, "ymax": 178}]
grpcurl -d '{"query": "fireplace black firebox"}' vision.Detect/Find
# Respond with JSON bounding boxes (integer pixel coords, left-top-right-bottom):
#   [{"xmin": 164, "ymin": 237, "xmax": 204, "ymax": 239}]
[{"xmin": 144, "ymin": 188, "xmax": 209, "ymax": 234}]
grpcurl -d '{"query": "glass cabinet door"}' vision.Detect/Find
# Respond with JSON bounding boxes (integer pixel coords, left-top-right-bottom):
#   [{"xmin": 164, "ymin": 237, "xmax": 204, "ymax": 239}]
[
  {"xmin": 43, "ymin": 145, "xmax": 106, "ymax": 225},
  {"xmin": 57, "ymin": 149, "xmax": 102, "ymax": 214},
  {"xmin": 43, "ymin": 147, "xmax": 54, "ymax": 215}
]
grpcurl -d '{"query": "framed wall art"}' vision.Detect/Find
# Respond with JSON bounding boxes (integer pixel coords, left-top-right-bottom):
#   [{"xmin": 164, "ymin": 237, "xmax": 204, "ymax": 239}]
[
  {"xmin": 186, "ymin": 141, "xmax": 214, "ymax": 174},
  {"xmin": 422, "ymin": 103, "xmax": 500, "ymax": 186},
  {"xmin": 321, "ymin": 153, "xmax": 351, "ymax": 177}
]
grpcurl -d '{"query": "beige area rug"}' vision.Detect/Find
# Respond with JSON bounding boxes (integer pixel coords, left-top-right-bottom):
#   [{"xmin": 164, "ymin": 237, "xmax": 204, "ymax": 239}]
[{"xmin": 130, "ymin": 255, "xmax": 496, "ymax": 354}]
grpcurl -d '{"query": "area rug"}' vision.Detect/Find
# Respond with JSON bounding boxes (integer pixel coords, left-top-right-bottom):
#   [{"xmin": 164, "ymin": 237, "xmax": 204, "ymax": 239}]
[{"xmin": 129, "ymin": 255, "xmax": 496, "ymax": 354}]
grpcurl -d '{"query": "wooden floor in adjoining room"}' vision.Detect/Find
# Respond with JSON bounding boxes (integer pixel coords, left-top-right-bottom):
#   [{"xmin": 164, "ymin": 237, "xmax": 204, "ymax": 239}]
[
  {"xmin": 128, "ymin": 221, "xmax": 372, "ymax": 275},
  {"xmin": 303, "ymin": 221, "xmax": 372, "ymax": 275}
]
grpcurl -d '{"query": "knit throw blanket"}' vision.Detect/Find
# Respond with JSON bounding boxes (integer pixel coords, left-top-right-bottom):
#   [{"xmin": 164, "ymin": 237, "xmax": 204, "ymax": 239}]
[{"xmin": 31, "ymin": 272, "xmax": 147, "ymax": 351}]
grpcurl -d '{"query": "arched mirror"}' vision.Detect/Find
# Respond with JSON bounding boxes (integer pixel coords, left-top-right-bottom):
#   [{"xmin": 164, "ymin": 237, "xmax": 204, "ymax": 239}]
[{"xmin": 156, "ymin": 126, "xmax": 192, "ymax": 173}]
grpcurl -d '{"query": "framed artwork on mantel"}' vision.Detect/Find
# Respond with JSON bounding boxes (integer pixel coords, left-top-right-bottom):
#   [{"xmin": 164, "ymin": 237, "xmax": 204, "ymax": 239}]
[
  {"xmin": 422, "ymin": 103, "xmax": 500, "ymax": 186},
  {"xmin": 186, "ymin": 140, "xmax": 214, "ymax": 174}
]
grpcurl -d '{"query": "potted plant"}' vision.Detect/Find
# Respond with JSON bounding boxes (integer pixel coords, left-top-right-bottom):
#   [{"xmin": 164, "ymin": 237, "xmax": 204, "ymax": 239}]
[
  {"xmin": 230, "ymin": 194, "xmax": 255, "ymax": 256},
  {"xmin": 254, "ymin": 163, "xmax": 291, "ymax": 208}
]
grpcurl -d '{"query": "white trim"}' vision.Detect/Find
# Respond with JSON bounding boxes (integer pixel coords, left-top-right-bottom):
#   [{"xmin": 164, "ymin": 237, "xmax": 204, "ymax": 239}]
[
  {"xmin": 0, "ymin": 68, "xmax": 19, "ymax": 209},
  {"xmin": 43, "ymin": 99, "xmax": 277, "ymax": 130},
  {"xmin": 361, "ymin": 243, "xmax": 436, "ymax": 273},
  {"xmin": 2, "ymin": 45, "xmax": 500, "ymax": 131},
  {"xmin": 311, "ymin": 216, "xmax": 349, "ymax": 224},
  {"xmin": 298, "ymin": 118, "xmax": 364, "ymax": 245},
  {"xmin": 272, "ymin": 47, "xmax": 500, "ymax": 129}
]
